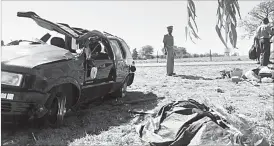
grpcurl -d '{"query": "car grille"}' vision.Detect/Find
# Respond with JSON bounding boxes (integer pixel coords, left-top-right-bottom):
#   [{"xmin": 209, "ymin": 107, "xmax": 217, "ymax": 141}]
[
  {"xmin": 1, "ymin": 100, "xmax": 33, "ymax": 115},
  {"xmin": 1, "ymin": 102, "xmax": 12, "ymax": 112}
]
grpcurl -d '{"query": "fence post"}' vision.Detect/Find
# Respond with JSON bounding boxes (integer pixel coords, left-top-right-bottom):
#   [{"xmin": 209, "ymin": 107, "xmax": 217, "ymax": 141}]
[
  {"xmin": 157, "ymin": 51, "xmax": 158, "ymax": 63},
  {"xmin": 210, "ymin": 49, "xmax": 212, "ymax": 61}
]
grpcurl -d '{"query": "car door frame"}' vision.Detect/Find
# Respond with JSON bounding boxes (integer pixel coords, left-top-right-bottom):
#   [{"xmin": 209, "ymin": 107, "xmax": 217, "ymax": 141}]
[
  {"xmin": 108, "ymin": 38, "xmax": 129, "ymax": 92},
  {"xmin": 80, "ymin": 37, "xmax": 116, "ymax": 101}
]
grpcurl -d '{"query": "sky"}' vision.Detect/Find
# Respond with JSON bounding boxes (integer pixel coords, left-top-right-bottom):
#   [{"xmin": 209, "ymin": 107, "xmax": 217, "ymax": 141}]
[{"xmin": 1, "ymin": 1, "xmax": 264, "ymax": 55}]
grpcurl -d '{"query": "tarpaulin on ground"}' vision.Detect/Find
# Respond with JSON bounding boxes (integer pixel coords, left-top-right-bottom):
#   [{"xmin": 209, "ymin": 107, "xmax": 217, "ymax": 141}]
[
  {"xmin": 135, "ymin": 99, "xmax": 218, "ymax": 146},
  {"xmin": 135, "ymin": 99, "xmax": 270, "ymax": 146}
]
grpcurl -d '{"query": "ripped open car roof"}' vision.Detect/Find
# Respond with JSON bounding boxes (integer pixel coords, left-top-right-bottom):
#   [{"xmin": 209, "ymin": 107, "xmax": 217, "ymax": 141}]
[{"xmin": 17, "ymin": 11, "xmax": 106, "ymax": 40}]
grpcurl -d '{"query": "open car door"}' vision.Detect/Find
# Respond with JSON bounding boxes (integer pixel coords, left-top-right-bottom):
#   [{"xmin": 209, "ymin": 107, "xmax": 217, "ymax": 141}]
[{"xmin": 17, "ymin": 11, "xmax": 80, "ymax": 39}]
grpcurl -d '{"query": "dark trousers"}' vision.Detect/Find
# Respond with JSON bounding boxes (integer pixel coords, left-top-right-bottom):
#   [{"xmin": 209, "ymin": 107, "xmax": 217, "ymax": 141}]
[
  {"xmin": 255, "ymin": 38, "xmax": 261, "ymax": 62},
  {"xmin": 259, "ymin": 38, "xmax": 271, "ymax": 66}
]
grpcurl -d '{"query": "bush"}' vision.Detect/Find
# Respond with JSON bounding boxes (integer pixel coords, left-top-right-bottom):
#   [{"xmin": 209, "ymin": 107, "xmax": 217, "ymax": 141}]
[{"xmin": 193, "ymin": 54, "xmax": 199, "ymax": 58}]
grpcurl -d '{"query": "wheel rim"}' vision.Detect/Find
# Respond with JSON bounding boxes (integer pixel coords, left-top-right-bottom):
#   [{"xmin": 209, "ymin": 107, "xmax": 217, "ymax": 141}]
[{"xmin": 47, "ymin": 94, "xmax": 66, "ymax": 126}]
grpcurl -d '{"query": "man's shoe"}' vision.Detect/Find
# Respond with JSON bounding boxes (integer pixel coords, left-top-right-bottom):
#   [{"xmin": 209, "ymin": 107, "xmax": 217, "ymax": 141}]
[
  {"xmin": 167, "ymin": 74, "xmax": 172, "ymax": 76},
  {"xmin": 172, "ymin": 73, "xmax": 176, "ymax": 75}
]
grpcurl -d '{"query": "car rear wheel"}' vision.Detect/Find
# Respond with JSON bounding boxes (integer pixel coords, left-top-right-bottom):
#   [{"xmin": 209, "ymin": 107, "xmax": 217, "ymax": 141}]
[
  {"xmin": 112, "ymin": 76, "xmax": 129, "ymax": 98},
  {"xmin": 45, "ymin": 89, "xmax": 67, "ymax": 128}
]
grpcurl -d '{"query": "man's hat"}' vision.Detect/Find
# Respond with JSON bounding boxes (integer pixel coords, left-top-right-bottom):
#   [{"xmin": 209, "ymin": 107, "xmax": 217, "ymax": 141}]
[{"xmin": 167, "ymin": 26, "xmax": 173, "ymax": 29}]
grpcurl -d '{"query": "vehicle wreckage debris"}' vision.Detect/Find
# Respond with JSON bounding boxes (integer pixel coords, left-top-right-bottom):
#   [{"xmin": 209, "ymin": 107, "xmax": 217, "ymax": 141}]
[
  {"xmin": 2, "ymin": 11, "xmax": 136, "ymax": 128},
  {"xmin": 218, "ymin": 66, "xmax": 274, "ymax": 85},
  {"xmin": 128, "ymin": 110, "xmax": 154, "ymax": 115},
  {"xmin": 135, "ymin": 98, "xmax": 273, "ymax": 146},
  {"xmin": 216, "ymin": 87, "xmax": 224, "ymax": 93},
  {"xmin": 31, "ymin": 132, "xmax": 37, "ymax": 142}
]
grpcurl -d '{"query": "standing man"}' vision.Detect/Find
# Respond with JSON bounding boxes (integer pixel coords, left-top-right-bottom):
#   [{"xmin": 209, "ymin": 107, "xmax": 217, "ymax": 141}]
[
  {"xmin": 163, "ymin": 26, "xmax": 175, "ymax": 76},
  {"xmin": 254, "ymin": 18, "xmax": 274, "ymax": 66}
]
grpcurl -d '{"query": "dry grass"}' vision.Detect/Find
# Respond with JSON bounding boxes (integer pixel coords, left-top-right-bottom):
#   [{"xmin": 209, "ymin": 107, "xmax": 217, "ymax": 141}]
[{"xmin": 1, "ymin": 63, "xmax": 273, "ymax": 146}]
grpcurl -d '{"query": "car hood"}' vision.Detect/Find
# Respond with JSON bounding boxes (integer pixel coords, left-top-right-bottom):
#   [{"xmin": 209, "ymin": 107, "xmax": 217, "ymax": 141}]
[{"xmin": 1, "ymin": 44, "xmax": 74, "ymax": 69}]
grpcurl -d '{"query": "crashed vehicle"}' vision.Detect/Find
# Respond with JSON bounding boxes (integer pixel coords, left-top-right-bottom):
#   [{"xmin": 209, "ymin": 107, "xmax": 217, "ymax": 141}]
[{"xmin": 1, "ymin": 11, "xmax": 136, "ymax": 127}]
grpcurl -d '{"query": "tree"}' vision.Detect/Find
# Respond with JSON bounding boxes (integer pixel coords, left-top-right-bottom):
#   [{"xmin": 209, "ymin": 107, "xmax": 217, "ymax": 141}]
[
  {"xmin": 174, "ymin": 46, "xmax": 188, "ymax": 58},
  {"xmin": 132, "ymin": 48, "xmax": 138, "ymax": 60},
  {"xmin": 193, "ymin": 53, "xmax": 199, "ymax": 58},
  {"xmin": 199, "ymin": 54, "xmax": 205, "ymax": 57},
  {"xmin": 239, "ymin": 0, "xmax": 274, "ymax": 39},
  {"xmin": 161, "ymin": 46, "xmax": 188, "ymax": 58},
  {"xmin": 186, "ymin": 0, "xmax": 241, "ymax": 49},
  {"xmin": 231, "ymin": 52, "xmax": 239, "ymax": 56},
  {"xmin": 182, "ymin": 53, "xmax": 192, "ymax": 58},
  {"xmin": 141, "ymin": 45, "xmax": 154, "ymax": 59}
]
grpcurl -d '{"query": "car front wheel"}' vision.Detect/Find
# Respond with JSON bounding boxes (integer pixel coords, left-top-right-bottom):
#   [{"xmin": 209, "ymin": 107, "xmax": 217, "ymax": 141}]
[{"xmin": 44, "ymin": 89, "xmax": 67, "ymax": 128}]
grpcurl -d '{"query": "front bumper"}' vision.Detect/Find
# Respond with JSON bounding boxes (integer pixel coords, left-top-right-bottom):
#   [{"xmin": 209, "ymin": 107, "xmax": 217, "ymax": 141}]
[{"xmin": 1, "ymin": 90, "xmax": 49, "ymax": 122}]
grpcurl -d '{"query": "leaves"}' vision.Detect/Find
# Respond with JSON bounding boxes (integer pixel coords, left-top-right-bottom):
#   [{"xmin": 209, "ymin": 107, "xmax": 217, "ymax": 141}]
[
  {"xmin": 230, "ymin": 22, "xmax": 237, "ymax": 48},
  {"xmin": 215, "ymin": 0, "xmax": 241, "ymax": 49},
  {"xmin": 185, "ymin": 0, "xmax": 241, "ymax": 49},
  {"xmin": 185, "ymin": 26, "xmax": 188, "ymax": 41},
  {"xmin": 185, "ymin": 0, "xmax": 200, "ymax": 43},
  {"xmin": 215, "ymin": 25, "xmax": 228, "ymax": 48}
]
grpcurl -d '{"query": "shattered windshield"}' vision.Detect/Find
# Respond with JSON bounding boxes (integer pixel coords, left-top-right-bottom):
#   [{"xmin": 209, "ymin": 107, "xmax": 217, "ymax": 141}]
[
  {"xmin": 6, "ymin": 38, "xmax": 45, "ymax": 46},
  {"xmin": 5, "ymin": 32, "xmax": 65, "ymax": 46}
]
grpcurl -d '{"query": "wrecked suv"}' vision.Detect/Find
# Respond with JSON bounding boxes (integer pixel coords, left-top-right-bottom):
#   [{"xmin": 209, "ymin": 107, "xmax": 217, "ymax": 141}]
[{"xmin": 1, "ymin": 12, "xmax": 136, "ymax": 127}]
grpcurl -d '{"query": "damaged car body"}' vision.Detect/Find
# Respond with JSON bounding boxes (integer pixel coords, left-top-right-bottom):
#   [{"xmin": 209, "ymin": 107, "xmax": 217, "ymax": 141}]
[{"xmin": 1, "ymin": 11, "xmax": 136, "ymax": 127}]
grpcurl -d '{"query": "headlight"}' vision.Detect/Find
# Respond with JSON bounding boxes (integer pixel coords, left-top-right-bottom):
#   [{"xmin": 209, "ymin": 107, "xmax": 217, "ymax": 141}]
[{"xmin": 1, "ymin": 71, "xmax": 23, "ymax": 86}]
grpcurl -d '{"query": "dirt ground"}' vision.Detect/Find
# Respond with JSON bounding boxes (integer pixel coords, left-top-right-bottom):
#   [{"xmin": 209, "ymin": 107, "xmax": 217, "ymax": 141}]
[{"xmin": 1, "ymin": 63, "xmax": 274, "ymax": 146}]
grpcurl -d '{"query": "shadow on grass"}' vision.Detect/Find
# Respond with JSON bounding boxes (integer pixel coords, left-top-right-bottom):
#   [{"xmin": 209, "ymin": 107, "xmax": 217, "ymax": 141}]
[
  {"xmin": 1, "ymin": 91, "xmax": 162, "ymax": 145},
  {"xmin": 173, "ymin": 74, "xmax": 213, "ymax": 80}
]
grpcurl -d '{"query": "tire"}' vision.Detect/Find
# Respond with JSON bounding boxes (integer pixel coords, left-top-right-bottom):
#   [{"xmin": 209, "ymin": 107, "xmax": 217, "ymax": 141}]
[
  {"xmin": 44, "ymin": 89, "xmax": 67, "ymax": 128},
  {"xmin": 127, "ymin": 73, "xmax": 134, "ymax": 86},
  {"xmin": 112, "ymin": 76, "xmax": 129, "ymax": 98}
]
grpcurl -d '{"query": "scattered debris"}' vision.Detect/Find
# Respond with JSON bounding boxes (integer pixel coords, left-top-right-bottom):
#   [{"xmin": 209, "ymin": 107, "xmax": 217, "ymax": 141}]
[
  {"xmin": 223, "ymin": 104, "xmax": 236, "ymax": 114},
  {"xmin": 241, "ymin": 66, "xmax": 274, "ymax": 84},
  {"xmin": 242, "ymin": 69, "xmax": 261, "ymax": 83},
  {"xmin": 128, "ymin": 110, "xmax": 154, "ymax": 115},
  {"xmin": 230, "ymin": 68, "xmax": 243, "ymax": 78},
  {"xmin": 32, "ymin": 132, "xmax": 37, "ymax": 142},
  {"xmin": 231, "ymin": 76, "xmax": 241, "ymax": 84},
  {"xmin": 136, "ymin": 98, "xmax": 271, "ymax": 146},
  {"xmin": 216, "ymin": 87, "xmax": 224, "ymax": 93},
  {"xmin": 261, "ymin": 77, "xmax": 273, "ymax": 83},
  {"xmin": 220, "ymin": 70, "xmax": 231, "ymax": 79},
  {"xmin": 259, "ymin": 66, "xmax": 274, "ymax": 78}
]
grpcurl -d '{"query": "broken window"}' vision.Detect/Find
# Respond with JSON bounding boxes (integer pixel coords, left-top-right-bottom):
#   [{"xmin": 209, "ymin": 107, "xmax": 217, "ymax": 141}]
[{"xmin": 109, "ymin": 40, "xmax": 123, "ymax": 60}]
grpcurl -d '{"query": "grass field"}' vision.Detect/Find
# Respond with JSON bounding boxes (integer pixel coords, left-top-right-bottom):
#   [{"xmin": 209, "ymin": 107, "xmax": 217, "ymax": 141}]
[
  {"xmin": 134, "ymin": 52, "xmax": 274, "ymax": 64},
  {"xmin": 1, "ymin": 63, "xmax": 274, "ymax": 146},
  {"xmin": 134, "ymin": 56, "xmax": 250, "ymax": 64}
]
